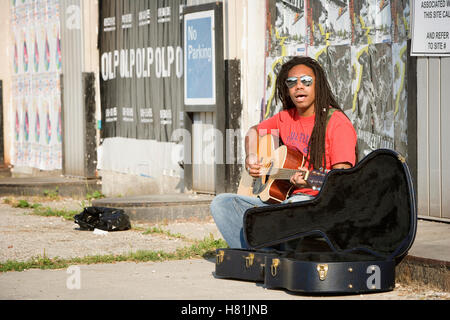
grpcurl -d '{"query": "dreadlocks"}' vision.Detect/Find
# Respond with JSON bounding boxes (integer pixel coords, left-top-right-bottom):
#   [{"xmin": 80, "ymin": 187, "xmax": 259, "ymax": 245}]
[{"xmin": 275, "ymin": 56, "xmax": 342, "ymax": 170}]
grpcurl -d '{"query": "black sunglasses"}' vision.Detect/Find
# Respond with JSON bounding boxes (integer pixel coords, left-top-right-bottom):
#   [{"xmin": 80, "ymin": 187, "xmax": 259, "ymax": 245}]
[{"xmin": 285, "ymin": 75, "xmax": 314, "ymax": 88}]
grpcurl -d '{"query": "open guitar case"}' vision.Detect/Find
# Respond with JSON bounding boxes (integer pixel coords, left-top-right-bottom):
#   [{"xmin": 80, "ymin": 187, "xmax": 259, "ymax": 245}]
[{"xmin": 215, "ymin": 149, "xmax": 417, "ymax": 294}]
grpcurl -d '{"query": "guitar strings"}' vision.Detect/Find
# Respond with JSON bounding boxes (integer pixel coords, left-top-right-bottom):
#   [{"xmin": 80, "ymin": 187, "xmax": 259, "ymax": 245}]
[{"xmin": 258, "ymin": 167, "xmax": 326, "ymax": 180}]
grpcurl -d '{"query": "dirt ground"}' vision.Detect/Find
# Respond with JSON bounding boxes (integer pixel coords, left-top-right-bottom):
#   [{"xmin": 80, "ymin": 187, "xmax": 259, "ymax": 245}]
[{"xmin": 0, "ymin": 196, "xmax": 221, "ymax": 263}]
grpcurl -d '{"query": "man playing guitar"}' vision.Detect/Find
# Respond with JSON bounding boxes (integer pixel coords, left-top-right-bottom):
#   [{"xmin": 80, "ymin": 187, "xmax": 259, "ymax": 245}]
[{"xmin": 210, "ymin": 56, "xmax": 357, "ymax": 249}]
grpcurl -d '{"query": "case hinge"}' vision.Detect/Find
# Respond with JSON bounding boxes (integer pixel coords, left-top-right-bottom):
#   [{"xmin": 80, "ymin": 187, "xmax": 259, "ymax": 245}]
[{"xmin": 317, "ymin": 264, "xmax": 329, "ymax": 281}]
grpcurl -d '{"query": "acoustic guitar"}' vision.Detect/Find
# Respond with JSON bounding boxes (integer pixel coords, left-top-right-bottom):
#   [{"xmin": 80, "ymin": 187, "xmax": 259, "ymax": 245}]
[{"xmin": 237, "ymin": 134, "xmax": 327, "ymax": 203}]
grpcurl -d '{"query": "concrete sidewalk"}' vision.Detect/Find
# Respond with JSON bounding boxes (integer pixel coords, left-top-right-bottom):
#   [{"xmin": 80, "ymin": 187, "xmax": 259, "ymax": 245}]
[{"xmin": 1, "ymin": 257, "xmax": 447, "ymax": 300}]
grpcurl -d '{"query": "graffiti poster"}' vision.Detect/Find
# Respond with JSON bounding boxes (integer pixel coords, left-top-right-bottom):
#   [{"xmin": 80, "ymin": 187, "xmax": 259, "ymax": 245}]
[
  {"xmin": 11, "ymin": 0, "xmax": 62, "ymax": 171},
  {"xmin": 350, "ymin": 0, "xmax": 377, "ymax": 45},
  {"xmin": 375, "ymin": 0, "xmax": 392, "ymax": 43},
  {"xmin": 351, "ymin": 43, "xmax": 395, "ymax": 157},
  {"xmin": 392, "ymin": 41, "xmax": 408, "ymax": 156},
  {"xmin": 307, "ymin": 0, "xmax": 351, "ymax": 47},
  {"xmin": 391, "ymin": 0, "xmax": 409, "ymax": 43},
  {"xmin": 267, "ymin": 0, "xmax": 307, "ymax": 57},
  {"xmin": 325, "ymin": 45, "xmax": 352, "ymax": 114}
]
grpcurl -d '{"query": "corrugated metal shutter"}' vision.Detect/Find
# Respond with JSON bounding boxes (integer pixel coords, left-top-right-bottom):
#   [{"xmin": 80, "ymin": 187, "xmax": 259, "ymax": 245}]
[
  {"xmin": 417, "ymin": 57, "xmax": 450, "ymax": 222},
  {"xmin": 60, "ymin": 0, "xmax": 86, "ymax": 177},
  {"xmin": 185, "ymin": 0, "xmax": 222, "ymax": 193},
  {"xmin": 192, "ymin": 112, "xmax": 215, "ymax": 193},
  {"xmin": 186, "ymin": 0, "xmax": 215, "ymax": 5}
]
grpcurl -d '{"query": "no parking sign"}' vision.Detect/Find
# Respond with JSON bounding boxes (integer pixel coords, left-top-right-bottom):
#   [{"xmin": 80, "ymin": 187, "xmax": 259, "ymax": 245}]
[{"xmin": 184, "ymin": 10, "xmax": 216, "ymax": 105}]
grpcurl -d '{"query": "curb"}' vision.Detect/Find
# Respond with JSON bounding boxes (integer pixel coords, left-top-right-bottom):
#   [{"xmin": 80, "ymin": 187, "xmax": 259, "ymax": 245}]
[
  {"xmin": 396, "ymin": 255, "xmax": 450, "ymax": 292},
  {"xmin": 99, "ymin": 202, "xmax": 212, "ymax": 223},
  {"xmin": 92, "ymin": 194, "xmax": 214, "ymax": 223}
]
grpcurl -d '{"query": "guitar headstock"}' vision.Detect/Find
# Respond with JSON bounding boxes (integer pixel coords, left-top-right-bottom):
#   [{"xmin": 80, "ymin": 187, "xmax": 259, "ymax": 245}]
[{"xmin": 305, "ymin": 169, "xmax": 328, "ymax": 191}]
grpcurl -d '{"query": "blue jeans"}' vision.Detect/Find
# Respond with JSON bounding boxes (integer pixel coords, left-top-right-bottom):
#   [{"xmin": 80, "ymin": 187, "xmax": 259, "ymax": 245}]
[{"xmin": 210, "ymin": 193, "xmax": 314, "ymax": 248}]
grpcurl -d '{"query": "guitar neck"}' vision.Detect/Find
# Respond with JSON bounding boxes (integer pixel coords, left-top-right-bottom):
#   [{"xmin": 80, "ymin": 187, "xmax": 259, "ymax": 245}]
[
  {"xmin": 263, "ymin": 168, "xmax": 303, "ymax": 180},
  {"xmin": 261, "ymin": 167, "xmax": 327, "ymax": 189}
]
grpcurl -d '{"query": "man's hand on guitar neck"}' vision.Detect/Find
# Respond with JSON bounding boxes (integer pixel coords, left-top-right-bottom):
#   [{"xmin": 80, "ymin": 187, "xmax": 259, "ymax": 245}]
[
  {"xmin": 290, "ymin": 162, "xmax": 352, "ymax": 188},
  {"xmin": 245, "ymin": 153, "xmax": 262, "ymax": 178}
]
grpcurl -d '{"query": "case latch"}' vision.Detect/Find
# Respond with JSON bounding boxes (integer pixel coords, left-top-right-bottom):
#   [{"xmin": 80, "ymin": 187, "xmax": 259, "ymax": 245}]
[
  {"xmin": 216, "ymin": 250, "xmax": 224, "ymax": 264},
  {"xmin": 317, "ymin": 264, "xmax": 329, "ymax": 281},
  {"xmin": 244, "ymin": 253, "xmax": 255, "ymax": 268},
  {"xmin": 271, "ymin": 258, "xmax": 280, "ymax": 277}
]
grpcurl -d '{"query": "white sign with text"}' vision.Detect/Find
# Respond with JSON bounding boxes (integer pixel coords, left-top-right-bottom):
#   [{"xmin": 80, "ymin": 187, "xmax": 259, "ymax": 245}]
[{"xmin": 411, "ymin": 0, "xmax": 450, "ymax": 56}]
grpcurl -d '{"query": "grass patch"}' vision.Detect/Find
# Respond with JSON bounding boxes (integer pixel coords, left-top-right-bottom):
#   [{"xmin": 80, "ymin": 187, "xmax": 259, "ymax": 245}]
[
  {"xmin": 43, "ymin": 187, "xmax": 60, "ymax": 200},
  {"xmin": 13, "ymin": 199, "xmax": 42, "ymax": 209},
  {"xmin": 0, "ymin": 235, "xmax": 228, "ymax": 273},
  {"xmin": 142, "ymin": 226, "xmax": 188, "ymax": 240},
  {"xmin": 0, "ymin": 253, "xmax": 69, "ymax": 272},
  {"xmin": 4, "ymin": 198, "xmax": 41, "ymax": 209},
  {"xmin": 2, "ymin": 197, "xmax": 80, "ymax": 221},
  {"xmin": 30, "ymin": 206, "xmax": 79, "ymax": 221},
  {"xmin": 175, "ymin": 234, "xmax": 227, "ymax": 259},
  {"xmin": 86, "ymin": 190, "xmax": 105, "ymax": 201}
]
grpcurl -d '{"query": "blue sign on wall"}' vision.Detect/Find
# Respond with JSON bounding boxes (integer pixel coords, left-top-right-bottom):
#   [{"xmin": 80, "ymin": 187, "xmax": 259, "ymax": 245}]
[{"xmin": 184, "ymin": 10, "xmax": 216, "ymax": 105}]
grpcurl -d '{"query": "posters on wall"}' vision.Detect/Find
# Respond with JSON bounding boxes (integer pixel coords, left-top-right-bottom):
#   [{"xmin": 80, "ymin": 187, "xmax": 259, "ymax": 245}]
[
  {"xmin": 308, "ymin": 0, "xmax": 351, "ymax": 46},
  {"xmin": 99, "ymin": 0, "xmax": 186, "ymax": 142},
  {"xmin": 264, "ymin": 0, "xmax": 410, "ymax": 160},
  {"xmin": 11, "ymin": 0, "xmax": 62, "ymax": 171}
]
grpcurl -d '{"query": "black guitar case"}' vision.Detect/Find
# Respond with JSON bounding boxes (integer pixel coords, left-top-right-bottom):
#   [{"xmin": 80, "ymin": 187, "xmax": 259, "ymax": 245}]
[{"xmin": 215, "ymin": 149, "xmax": 417, "ymax": 294}]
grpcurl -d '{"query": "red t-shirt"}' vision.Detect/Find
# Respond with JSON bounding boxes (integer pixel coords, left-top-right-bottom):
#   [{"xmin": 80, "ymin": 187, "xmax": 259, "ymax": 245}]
[{"xmin": 257, "ymin": 108, "xmax": 357, "ymax": 196}]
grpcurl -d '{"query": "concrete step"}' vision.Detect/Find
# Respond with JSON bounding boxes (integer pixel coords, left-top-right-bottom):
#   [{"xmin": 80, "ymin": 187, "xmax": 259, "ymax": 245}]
[
  {"xmin": 0, "ymin": 166, "xmax": 11, "ymax": 178},
  {"xmin": 92, "ymin": 193, "xmax": 215, "ymax": 223},
  {"xmin": 396, "ymin": 220, "xmax": 450, "ymax": 292},
  {"xmin": 0, "ymin": 176, "xmax": 101, "ymax": 198},
  {"xmin": 396, "ymin": 255, "xmax": 450, "ymax": 292}
]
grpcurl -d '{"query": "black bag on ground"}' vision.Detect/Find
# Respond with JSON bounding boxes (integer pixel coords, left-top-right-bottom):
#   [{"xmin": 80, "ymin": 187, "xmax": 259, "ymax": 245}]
[{"xmin": 74, "ymin": 206, "xmax": 131, "ymax": 231}]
